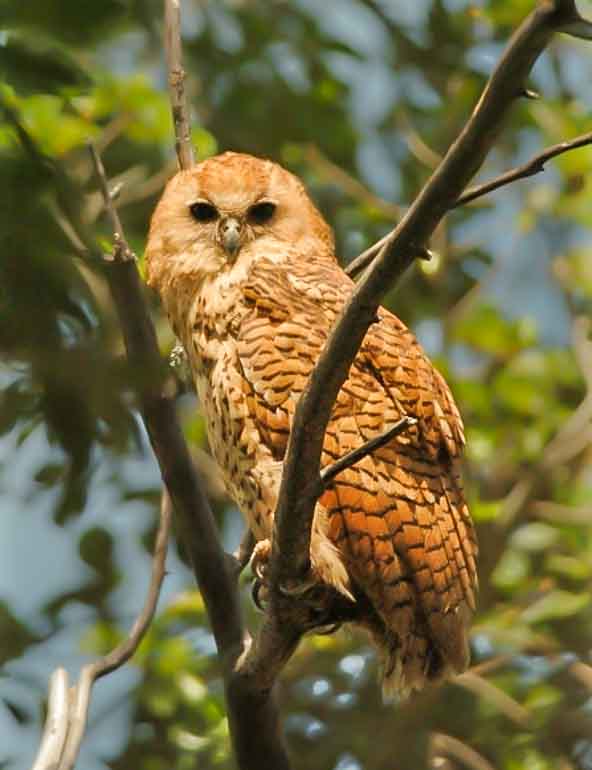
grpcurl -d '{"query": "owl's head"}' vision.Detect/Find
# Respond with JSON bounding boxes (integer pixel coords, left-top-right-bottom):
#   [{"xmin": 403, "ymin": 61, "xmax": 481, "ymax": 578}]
[{"xmin": 145, "ymin": 152, "xmax": 334, "ymax": 292}]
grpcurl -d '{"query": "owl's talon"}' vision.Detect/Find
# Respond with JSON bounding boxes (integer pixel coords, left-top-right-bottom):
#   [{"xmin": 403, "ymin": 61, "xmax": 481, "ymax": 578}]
[
  {"xmin": 249, "ymin": 539, "xmax": 272, "ymax": 584},
  {"xmin": 253, "ymin": 560, "xmax": 267, "ymax": 583},
  {"xmin": 307, "ymin": 622, "xmax": 341, "ymax": 636},
  {"xmin": 251, "ymin": 578, "xmax": 267, "ymax": 612},
  {"xmin": 279, "ymin": 574, "xmax": 319, "ymax": 598}
]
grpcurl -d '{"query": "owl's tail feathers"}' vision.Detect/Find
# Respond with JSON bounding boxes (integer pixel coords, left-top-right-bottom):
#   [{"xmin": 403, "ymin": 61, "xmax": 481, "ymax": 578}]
[{"xmin": 377, "ymin": 604, "xmax": 472, "ymax": 700}]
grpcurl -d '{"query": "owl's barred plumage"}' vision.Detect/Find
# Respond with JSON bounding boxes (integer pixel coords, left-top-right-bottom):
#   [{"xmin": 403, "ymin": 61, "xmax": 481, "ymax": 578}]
[{"xmin": 145, "ymin": 152, "xmax": 478, "ymax": 695}]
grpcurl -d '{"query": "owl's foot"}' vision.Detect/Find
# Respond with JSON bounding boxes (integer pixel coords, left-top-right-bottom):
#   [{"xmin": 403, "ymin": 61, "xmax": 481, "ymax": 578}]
[
  {"xmin": 278, "ymin": 573, "xmax": 319, "ymax": 599},
  {"xmin": 249, "ymin": 539, "xmax": 320, "ymax": 610}
]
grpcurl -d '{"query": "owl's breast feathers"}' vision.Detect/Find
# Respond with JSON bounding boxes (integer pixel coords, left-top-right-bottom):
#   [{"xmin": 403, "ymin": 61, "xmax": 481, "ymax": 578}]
[{"xmin": 189, "ymin": 253, "xmax": 478, "ymax": 694}]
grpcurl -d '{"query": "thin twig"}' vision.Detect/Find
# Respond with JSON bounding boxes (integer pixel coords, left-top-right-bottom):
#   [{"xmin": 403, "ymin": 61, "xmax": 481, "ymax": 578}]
[
  {"xmin": 347, "ymin": 128, "xmax": 592, "ymax": 279},
  {"xmin": 320, "ymin": 416, "xmax": 417, "ymax": 488},
  {"xmin": 88, "ymin": 144, "xmax": 134, "ymax": 261},
  {"xmin": 32, "ymin": 488, "xmax": 173, "ymax": 770},
  {"xmin": 455, "ymin": 130, "xmax": 592, "ymax": 207},
  {"xmin": 58, "ymin": 491, "xmax": 172, "ymax": 770},
  {"xmin": 455, "ymin": 671, "xmax": 531, "ymax": 727},
  {"xmin": 345, "ymin": 231, "xmax": 390, "ymax": 278},
  {"xmin": 398, "ymin": 111, "xmax": 442, "ymax": 170},
  {"xmin": 164, "ymin": 0, "xmax": 194, "ymax": 170},
  {"xmin": 270, "ymin": 0, "xmax": 592, "ymax": 603},
  {"xmin": 304, "ymin": 144, "xmax": 402, "ymax": 219},
  {"xmin": 429, "ymin": 733, "xmax": 497, "ymax": 770}
]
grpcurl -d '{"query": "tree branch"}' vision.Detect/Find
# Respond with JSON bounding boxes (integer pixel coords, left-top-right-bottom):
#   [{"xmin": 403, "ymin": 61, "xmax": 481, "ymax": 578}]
[
  {"xmin": 346, "ymin": 127, "xmax": 592, "ymax": 279},
  {"xmin": 31, "ymin": 487, "xmax": 172, "ymax": 770},
  {"xmin": 164, "ymin": 0, "xmax": 195, "ymax": 170},
  {"xmin": 455, "ymin": 130, "xmax": 592, "ymax": 207},
  {"xmin": 271, "ymin": 0, "xmax": 592, "ymax": 600},
  {"xmin": 320, "ymin": 416, "xmax": 417, "ymax": 489},
  {"xmin": 88, "ymin": 143, "xmax": 292, "ymax": 770},
  {"xmin": 31, "ymin": 669, "xmax": 70, "ymax": 770}
]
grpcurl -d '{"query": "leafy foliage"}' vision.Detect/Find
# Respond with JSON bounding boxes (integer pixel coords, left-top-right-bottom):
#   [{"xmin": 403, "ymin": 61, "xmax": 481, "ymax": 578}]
[{"xmin": 1, "ymin": 2, "xmax": 591, "ymax": 769}]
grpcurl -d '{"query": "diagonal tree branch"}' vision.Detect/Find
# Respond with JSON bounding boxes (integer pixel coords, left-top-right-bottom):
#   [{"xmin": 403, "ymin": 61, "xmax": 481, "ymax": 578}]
[
  {"xmin": 319, "ymin": 416, "xmax": 417, "ymax": 489},
  {"xmin": 269, "ymin": 0, "xmax": 592, "ymax": 608}
]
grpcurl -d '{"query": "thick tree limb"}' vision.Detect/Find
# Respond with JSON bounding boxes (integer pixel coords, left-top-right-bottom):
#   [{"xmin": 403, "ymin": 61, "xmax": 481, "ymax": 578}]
[
  {"xmin": 271, "ymin": 0, "xmax": 592, "ymax": 600},
  {"xmin": 164, "ymin": 0, "xmax": 195, "ymax": 169},
  {"xmin": 89, "ymin": 144, "xmax": 292, "ymax": 770}
]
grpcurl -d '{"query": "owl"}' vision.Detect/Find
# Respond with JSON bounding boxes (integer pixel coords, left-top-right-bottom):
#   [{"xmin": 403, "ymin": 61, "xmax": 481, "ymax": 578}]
[{"xmin": 145, "ymin": 152, "xmax": 478, "ymax": 695}]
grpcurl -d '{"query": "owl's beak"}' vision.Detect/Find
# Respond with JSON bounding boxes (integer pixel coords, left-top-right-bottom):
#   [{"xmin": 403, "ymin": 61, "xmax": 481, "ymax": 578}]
[{"xmin": 218, "ymin": 216, "xmax": 243, "ymax": 258}]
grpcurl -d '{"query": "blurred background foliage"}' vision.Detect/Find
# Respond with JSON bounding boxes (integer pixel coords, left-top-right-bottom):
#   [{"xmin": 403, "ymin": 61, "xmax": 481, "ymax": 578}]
[{"xmin": 1, "ymin": 1, "xmax": 592, "ymax": 768}]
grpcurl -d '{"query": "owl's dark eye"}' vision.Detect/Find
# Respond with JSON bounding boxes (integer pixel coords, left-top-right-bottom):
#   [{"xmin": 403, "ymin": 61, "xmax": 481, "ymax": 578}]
[
  {"xmin": 248, "ymin": 201, "xmax": 276, "ymax": 225},
  {"xmin": 190, "ymin": 201, "xmax": 219, "ymax": 222}
]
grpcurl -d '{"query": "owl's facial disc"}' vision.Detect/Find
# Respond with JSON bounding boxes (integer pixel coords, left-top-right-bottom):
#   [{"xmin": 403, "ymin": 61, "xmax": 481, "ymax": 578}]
[{"xmin": 217, "ymin": 216, "xmax": 243, "ymax": 258}]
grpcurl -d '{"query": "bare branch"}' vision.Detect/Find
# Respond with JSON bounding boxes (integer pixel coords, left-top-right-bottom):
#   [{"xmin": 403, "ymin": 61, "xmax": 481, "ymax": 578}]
[
  {"xmin": 97, "ymin": 490, "xmax": 172, "ymax": 678},
  {"xmin": 272, "ymin": 0, "xmax": 591, "ymax": 595},
  {"xmin": 31, "ymin": 669, "xmax": 69, "ymax": 770},
  {"xmin": 304, "ymin": 144, "xmax": 402, "ymax": 219},
  {"xmin": 345, "ymin": 232, "xmax": 389, "ymax": 279},
  {"xmin": 429, "ymin": 733, "xmax": 497, "ymax": 770},
  {"xmin": 88, "ymin": 144, "xmax": 134, "ymax": 262},
  {"xmin": 455, "ymin": 671, "xmax": 531, "ymax": 727},
  {"xmin": 398, "ymin": 111, "xmax": 442, "ymax": 170},
  {"xmin": 531, "ymin": 500, "xmax": 592, "ymax": 524},
  {"xmin": 89, "ymin": 143, "xmax": 291, "ymax": 770},
  {"xmin": 164, "ymin": 0, "xmax": 195, "ymax": 170},
  {"xmin": 456, "ymin": 130, "xmax": 592, "ymax": 207},
  {"xmin": 347, "ymin": 129, "xmax": 592, "ymax": 279},
  {"xmin": 320, "ymin": 416, "xmax": 417, "ymax": 489},
  {"xmin": 32, "ymin": 487, "xmax": 173, "ymax": 770}
]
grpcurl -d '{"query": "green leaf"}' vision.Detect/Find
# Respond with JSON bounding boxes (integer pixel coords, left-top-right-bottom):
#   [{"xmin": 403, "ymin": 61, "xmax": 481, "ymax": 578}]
[
  {"xmin": 492, "ymin": 549, "xmax": 530, "ymax": 591},
  {"xmin": 522, "ymin": 590, "xmax": 590, "ymax": 624},
  {"xmin": 511, "ymin": 523, "xmax": 559, "ymax": 552},
  {"xmin": 0, "ymin": 35, "xmax": 90, "ymax": 95}
]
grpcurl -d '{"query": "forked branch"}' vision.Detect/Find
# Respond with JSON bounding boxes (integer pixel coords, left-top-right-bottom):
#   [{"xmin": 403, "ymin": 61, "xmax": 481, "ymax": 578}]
[
  {"xmin": 347, "ymin": 128, "xmax": 592, "ymax": 279},
  {"xmin": 31, "ymin": 490, "xmax": 172, "ymax": 770}
]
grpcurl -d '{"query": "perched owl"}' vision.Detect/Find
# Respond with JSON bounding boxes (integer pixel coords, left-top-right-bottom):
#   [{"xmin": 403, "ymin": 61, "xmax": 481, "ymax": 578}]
[{"xmin": 145, "ymin": 152, "xmax": 478, "ymax": 695}]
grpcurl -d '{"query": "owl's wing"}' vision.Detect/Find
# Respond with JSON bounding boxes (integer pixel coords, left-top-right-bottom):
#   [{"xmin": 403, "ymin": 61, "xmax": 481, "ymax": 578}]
[
  {"xmin": 237, "ymin": 256, "xmax": 338, "ymax": 461},
  {"xmin": 237, "ymin": 256, "xmax": 477, "ymax": 691}
]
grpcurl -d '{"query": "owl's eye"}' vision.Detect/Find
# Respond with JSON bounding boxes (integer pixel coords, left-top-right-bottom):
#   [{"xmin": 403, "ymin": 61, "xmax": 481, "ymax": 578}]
[
  {"xmin": 190, "ymin": 201, "xmax": 219, "ymax": 222},
  {"xmin": 248, "ymin": 201, "xmax": 276, "ymax": 225}
]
